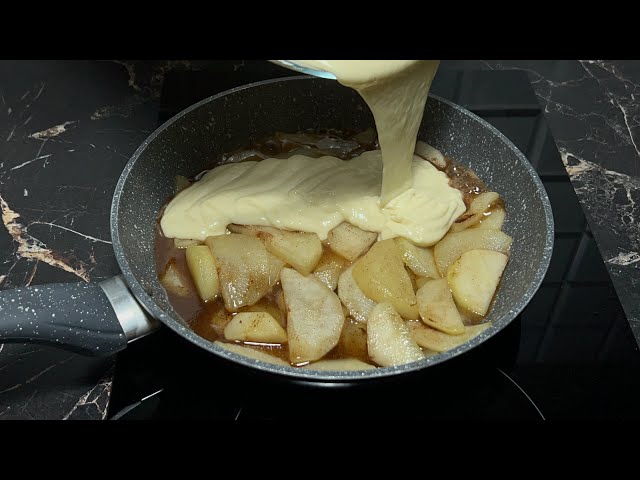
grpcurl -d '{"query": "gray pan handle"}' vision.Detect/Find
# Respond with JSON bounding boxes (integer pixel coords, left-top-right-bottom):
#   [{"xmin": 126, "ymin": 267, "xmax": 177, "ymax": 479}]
[{"xmin": 0, "ymin": 276, "xmax": 158, "ymax": 356}]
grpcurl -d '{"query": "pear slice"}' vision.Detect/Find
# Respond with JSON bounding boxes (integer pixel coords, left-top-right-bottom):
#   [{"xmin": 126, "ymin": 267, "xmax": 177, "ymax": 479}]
[
  {"xmin": 473, "ymin": 206, "xmax": 506, "ymax": 231},
  {"xmin": 303, "ymin": 358, "xmax": 376, "ymax": 371},
  {"xmin": 313, "ymin": 249, "xmax": 350, "ymax": 291},
  {"xmin": 447, "ymin": 249, "xmax": 509, "ymax": 316},
  {"xmin": 415, "ymin": 141, "xmax": 446, "ymax": 169},
  {"xmin": 450, "ymin": 192, "xmax": 501, "ymax": 233},
  {"xmin": 206, "ymin": 233, "xmax": 284, "ymax": 311},
  {"xmin": 239, "ymin": 298, "xmax": 286, "ymax": 329},
  {"xmin": 185, "ymin": 244, "xmax": 220, "ymax": 302},
  {"xmin": 223, "ymin": 312, "xmax": 287, "ymax": 344},
  {"xmin": 433, "ymin": 229, "xmax": 512, "ymax": 276},
  {"xmin": 215, "ymin": 341, "xmax": 288, "ymax": 366},
  {"xmin": 228, "ymin": 224, "xmax": 322, "ymax": 276},
  {"xmin": 395, "ymin": 237, "xmax": 440, "ymax": 279},
  {"xmin": 326, "ymin": 222, "xmax": 378, "ymax": 261},
  {"xmin": 367, "ymin": 303, "xmax": 423, "ymax": 367},
  {"xmin": 280, "ymin": 268, "xmax": 345, "ymax": 364},
  {"xmin": 416, "ymin": 278, "xmax": 464, "ymax": 335},
  {"xmin": 408, "ymin": 321, "xmax": 491, "ymax": 353},
  {"xmin": 337, "ymin": 265, "xmax": 377, "ymax": 323},
  {"xmin": 352, "ymin": 239, "xmax": 418, "ymax": 319}
]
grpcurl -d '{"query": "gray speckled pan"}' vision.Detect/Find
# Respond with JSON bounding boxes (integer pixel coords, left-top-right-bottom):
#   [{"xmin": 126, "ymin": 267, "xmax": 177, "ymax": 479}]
[{"xmin": 0, "ymin": 76, "xmax": 554, "ymax": 382}]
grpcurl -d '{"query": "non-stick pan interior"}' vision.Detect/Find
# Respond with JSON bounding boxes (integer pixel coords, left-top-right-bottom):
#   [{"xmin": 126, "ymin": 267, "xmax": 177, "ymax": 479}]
[{"xmin": 111, "ymin": 76, "xmax": 553, "ymax": 381}]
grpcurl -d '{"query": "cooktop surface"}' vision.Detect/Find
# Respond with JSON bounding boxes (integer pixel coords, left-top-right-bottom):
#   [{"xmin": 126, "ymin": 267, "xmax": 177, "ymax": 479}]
[{"xmin": 108, "ymin": 67, "xmax": 640, "ymax": 420}]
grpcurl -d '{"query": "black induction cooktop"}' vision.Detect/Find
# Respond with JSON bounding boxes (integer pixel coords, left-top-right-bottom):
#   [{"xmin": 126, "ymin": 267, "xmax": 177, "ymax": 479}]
[{"xmin": 107, "ymin": 67, "xmax": 640, "ymax": 420}]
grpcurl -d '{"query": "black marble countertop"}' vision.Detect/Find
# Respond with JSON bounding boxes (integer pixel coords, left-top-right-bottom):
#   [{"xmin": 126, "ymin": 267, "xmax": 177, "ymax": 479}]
[{"xmin": 0, "ymin": 60, "xmax": 638, "ymax": 420}]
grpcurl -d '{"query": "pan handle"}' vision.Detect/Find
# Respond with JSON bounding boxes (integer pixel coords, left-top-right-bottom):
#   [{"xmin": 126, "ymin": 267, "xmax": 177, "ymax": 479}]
[{"xmin": 0, "ymin": 276, "xmax": 158, "ymax": 356}]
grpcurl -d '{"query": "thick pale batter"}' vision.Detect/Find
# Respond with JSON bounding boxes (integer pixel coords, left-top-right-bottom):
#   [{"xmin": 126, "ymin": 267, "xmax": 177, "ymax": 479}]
[
  {"xmin": 161, "ymin": 60, "xmax": 465, "ymax": 247},
  {"xmin": 161, "ymin": 150, "xmax": 464, "ymax": 246},
  {"xmin": 294, "ymin": 60, "xmax": 440, "ymax": 204}
]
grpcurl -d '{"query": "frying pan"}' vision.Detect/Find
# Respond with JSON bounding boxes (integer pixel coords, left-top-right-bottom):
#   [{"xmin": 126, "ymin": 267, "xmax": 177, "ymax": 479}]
[{"xmin": 0, "ymin": 76, "xmax": 554, "ymax": 382}]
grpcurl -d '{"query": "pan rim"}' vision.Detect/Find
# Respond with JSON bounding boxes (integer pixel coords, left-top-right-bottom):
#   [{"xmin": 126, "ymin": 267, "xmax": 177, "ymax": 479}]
[{"xmin": 111, "ymin": 75, "xmax": 554, "ymax": 382}]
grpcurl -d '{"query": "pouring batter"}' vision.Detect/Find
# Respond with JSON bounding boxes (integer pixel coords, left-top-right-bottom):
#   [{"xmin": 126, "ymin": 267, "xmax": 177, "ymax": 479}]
[
  {"xmin": 294, "ymin": 60, "xmax": 440, "ymax": 204},
  {"xmin": 160, "ymin": 60, "xmax": 465, "ymax": 246}
]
